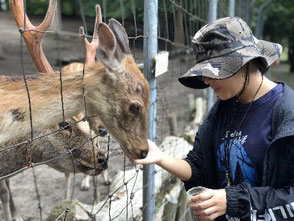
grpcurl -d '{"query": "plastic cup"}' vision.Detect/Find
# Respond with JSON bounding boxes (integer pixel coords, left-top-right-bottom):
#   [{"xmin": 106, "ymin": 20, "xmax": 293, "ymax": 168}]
[{"xmin": 186, "ymin": 186, "xmax": 207, "ymax": 221}]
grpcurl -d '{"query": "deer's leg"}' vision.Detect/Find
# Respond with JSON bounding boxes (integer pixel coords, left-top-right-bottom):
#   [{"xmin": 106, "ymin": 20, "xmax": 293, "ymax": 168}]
[
  {"xmin": 92, "ymin": 176, "xmax": 100, "ymax": 204},
  {"xmin": 101, "ymin": 170, "xmax": 111, "ymax": 185},
  {"xmin": 6, "ymin": 180, "xmax": 23, "ymax": 221},
  {"xmin": 80, "ymin": 175, "xmax": 90, "ymax": 191},
  {"xmin": 0, "ymin": 180, "xmax": 13, "ymax": 221},
  {"xmin": 64, "ymin": 173, "xmax": 71, "ymax": 201}
]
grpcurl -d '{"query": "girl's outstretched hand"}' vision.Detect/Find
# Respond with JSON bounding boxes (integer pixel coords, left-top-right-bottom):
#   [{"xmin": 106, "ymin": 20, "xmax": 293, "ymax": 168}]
[{"xmin": 133, "ymin": 139, "xmax": 164, "ymax": 165}]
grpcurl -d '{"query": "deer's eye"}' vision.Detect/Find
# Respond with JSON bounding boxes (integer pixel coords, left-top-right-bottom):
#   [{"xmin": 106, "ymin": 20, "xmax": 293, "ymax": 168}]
[{"xmin": 129, "ymin": 103, "xmax": 141, "ymax": 114}]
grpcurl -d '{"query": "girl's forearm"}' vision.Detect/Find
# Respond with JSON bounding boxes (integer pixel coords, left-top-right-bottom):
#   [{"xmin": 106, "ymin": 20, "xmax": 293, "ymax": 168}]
[{"xmin": 157, "ymin": 154, "xmax": 192, "ymax": 181}]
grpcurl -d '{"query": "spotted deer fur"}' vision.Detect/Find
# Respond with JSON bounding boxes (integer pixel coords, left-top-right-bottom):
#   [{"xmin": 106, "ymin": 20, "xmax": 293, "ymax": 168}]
[{"xmin": 0, "ymin": 20, "xmax": 150, "ymax": 160}]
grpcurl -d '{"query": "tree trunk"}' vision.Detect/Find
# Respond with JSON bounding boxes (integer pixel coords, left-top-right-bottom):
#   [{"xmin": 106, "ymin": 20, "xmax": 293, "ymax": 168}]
[
  {"xmin": 174, "ymin": 3, "xmax": 184, "ymax": 46},
  {"xmin": 73, "ymin": 0, "xmax": 80, "ymax": 16}
]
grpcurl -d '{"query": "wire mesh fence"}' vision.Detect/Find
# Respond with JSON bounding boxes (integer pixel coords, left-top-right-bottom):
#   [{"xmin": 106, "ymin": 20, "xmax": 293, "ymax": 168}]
[{"xmin": 0, "ymin": 0, "xmax": 237, "ymax": 220}]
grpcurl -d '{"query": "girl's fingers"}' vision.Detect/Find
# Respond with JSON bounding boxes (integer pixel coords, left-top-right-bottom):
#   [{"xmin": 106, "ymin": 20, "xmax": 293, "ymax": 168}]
[
  {"xmin": 133, "ymin": 158, "xmax": 152, "ymax": 164},
  {"xmin": 190, "ymin": 198, "xmax": 213, "ymax": 211},
  {"xmin": 190, "ymin": 190, "xmax": 213, "ymax": 204},
  {"xmin": 194, "ymin": 205, "xmax": 216, "ymax": 216}
]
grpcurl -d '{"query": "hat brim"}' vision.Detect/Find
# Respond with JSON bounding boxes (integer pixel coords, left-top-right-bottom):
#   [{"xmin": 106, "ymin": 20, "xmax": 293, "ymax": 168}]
[{"xmin": 179, "ymin": 40, "xmax": 282, "ymax": 89}]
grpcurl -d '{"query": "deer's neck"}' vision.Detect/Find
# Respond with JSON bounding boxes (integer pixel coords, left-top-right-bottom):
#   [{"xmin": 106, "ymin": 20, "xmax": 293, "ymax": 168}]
[{"xmin": 0, "ymin": 72, "xmax": 85, "ymax": 146}]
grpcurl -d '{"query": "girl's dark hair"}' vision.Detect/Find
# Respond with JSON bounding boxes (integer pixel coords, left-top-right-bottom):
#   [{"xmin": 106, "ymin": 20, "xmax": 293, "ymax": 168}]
[
  {"xmin": 235, "ymin": 63, "xmax": 249, "ymax": 100},
  {"xmin": 252, "ymin": 57, "xmax": 268, "ymax": 74}
]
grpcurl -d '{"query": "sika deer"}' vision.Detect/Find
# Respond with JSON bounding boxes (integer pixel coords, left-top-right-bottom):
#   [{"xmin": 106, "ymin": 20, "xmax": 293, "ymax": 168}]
[
  {"xmin": 0, "ymin": 117, "xmax": 108, "ymax": 221},
  {"xmin": 0, "ymin": 118, "xmax": 108, "ymax": 178},
  {"xmin": 7, "ymin": 1, "xmax": 149, "ymax": 159},
  {"xmin": 1, "ymin": 14, "xmax": 149, "ymax": 160}
]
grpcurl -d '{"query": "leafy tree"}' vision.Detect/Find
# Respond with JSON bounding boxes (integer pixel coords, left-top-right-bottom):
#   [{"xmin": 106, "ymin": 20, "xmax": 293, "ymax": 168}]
[
  {"xmin": 263, "ymin": 0, "xmax": 294, "ymax": 71},
  {"xmin": 26, "ymin": 0, "xmax": 50, "ymax": 15}
]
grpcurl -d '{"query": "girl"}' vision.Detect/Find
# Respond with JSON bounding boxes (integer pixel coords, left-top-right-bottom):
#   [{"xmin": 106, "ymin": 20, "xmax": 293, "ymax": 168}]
[{"xmin": 135, "ymin": 17, "xmax": 294, "ymax": 221}]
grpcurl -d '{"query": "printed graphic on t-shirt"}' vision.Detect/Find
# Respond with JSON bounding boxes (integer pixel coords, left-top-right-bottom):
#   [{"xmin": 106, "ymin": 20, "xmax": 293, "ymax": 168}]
[{"xmin": 217, "ymin": 130, "xmax": 258, "ymax": 186}]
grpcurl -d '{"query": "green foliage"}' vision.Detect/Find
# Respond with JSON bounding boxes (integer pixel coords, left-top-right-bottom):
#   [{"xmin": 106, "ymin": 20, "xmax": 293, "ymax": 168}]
[
  {"xmin": 262, "ymin": 0, "xmax": 294, "ymax": 70},
  {"xmin": 47, "ymin": 200, "xmax": 76, "ymax": 221},
  {"xmin": 0, "ymin": 0, "xmax": 9, "ymax": 11},
  {"xmin": 62, "ymin": 0, "xmax": 145, "ymax": 21},
  {"xmin": 5, "ymin": 0, "xmax": 145, "ymax": 20},
  {"xmin": 26, "ymin": 0, "xmax": 50, "ymax": 15},
  {"xmin": 263, "ymin": 0, "xmax": 294, "ymax": 42},
  {"xmin": 62, "ymin": 1, "xmax": 75, "ymax": 16},
  {"xmin": 4, "ymin": 0, "xmax": 206, "ymax": 23}
]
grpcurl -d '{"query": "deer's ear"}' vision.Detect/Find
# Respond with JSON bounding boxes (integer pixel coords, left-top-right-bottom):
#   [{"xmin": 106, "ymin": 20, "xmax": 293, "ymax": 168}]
[
  {"xmin": 97, "ymin": 23, "xmax": 120, "ymax": 70},
  {"xmin": 108, "ymin": 19, "xmax": 131, "ymax": 56}
]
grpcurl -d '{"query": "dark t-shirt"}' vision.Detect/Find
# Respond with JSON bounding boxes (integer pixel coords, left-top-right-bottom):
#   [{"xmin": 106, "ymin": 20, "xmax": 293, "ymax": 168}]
[{"xmin": 214, "ymin": 83, "xmax": 283, "ymax": 187}]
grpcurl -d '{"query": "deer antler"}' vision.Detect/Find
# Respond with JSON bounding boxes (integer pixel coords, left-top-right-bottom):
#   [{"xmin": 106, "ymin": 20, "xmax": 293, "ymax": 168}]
[
  {"xmin": 79, "ymin": 4, "xmax": 102, "ymax": 65},
  {"xmin": 9, "ymin": 0, "xmax": 56, "ymax": 73},
  {"xmin": 61, "ymin": 4, "xmax": 102, "ymax": 74},
  {"xmin": 10, "ymin": 1, "xmax": 104, "ymax": 133}
]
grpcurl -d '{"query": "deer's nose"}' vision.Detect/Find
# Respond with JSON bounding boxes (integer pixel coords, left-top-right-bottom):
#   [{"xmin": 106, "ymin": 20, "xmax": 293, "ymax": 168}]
[
  {"xmin": 97, "ymin": 155, "xmax": 108, "ymax": 169},
  {"xmin": 98, "ymin": 125, "xmax": 108, "ymax": 137},
  {"xmin": 140, "ymin": 150, "xmax": 148, "ymax": 159},
  {"xmin": 58, "ymin": 121, "xmax": 71, "ymax": 130}
]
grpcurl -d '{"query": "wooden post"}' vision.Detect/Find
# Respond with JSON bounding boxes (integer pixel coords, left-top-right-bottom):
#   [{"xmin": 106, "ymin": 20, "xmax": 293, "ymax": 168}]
[
  {"xmin": 188, "ymin": 93, "xmax": 195, "ymax": 120},
  {"xmin": 168, "ymin": 112, "xmax": 178, "ymax": 136},
  {"xmin": 0, "ymin": 44, "xmax": 4, "ymax": 60}
]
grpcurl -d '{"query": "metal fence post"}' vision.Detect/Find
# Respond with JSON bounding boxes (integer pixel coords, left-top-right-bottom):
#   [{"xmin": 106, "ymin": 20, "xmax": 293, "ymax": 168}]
[
  {"xmin": 143, "ymin": 0, "xmax": 158, "ymax": 220},
  {"xmin": 228, "ymin": 0, "xmax": 235, "ymax": 17},
  {"xmin": 207, "ymin": 0, "xmax": 218, "ymax": 111}
]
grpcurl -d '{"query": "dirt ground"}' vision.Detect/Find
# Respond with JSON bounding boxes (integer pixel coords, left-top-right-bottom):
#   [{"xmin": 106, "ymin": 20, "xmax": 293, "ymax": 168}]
[{"xmin": 0, "ymin": 11, "xmax": 202, "ymax": 220}]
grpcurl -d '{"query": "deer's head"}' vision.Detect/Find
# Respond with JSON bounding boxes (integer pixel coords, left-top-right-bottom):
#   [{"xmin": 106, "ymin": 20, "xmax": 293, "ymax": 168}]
[
  {"xmin": 48, "ymin": 117, "xmax": 108, "ymax": 176},
  {"xmin": 48, "ymin": 145, "xmax": 108, "ymax": 176},
  {"xmin": 84, "ymin": 19, "xmax": 150, "ymax": 160}
]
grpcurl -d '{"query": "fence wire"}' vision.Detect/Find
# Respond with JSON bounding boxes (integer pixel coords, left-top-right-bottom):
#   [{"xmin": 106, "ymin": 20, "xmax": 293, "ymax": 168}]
[{"xmin": 0, "ymin": 0, "xmax": 238, "ymax": 220}]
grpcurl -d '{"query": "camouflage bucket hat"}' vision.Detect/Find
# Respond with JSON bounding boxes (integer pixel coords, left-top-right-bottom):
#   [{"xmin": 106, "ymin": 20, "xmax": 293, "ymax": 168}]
[{"xmin": 178, "ymin": 17, "xmax": 283, "ymax": 89}]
